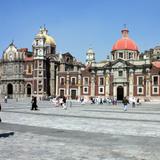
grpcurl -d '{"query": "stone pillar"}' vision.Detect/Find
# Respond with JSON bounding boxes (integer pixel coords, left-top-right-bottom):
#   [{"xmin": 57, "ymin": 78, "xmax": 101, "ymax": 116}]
[
  {"xmin": 146, "ymin": 72, "xmax": 151, "ymax": 97},
  {"xmin": 124, "ymin": 85, "xmax": 127, "ymax": 97},
  {"xmin": 56, "ymin": 69, "xmax": 59, "ymax": 96},
  {"xmin": 105, "ymin": 73, "xmax": 110, "ymax": 97},
  {"xmin": 91, "ymin": 75, "xmax": 95, "ymax": 97},
  {"xmin": 77, "ymin": 73, "xmax": 81, "ymax": 98},
  {"xmin": 113, "ymin": 84, "xmax": 116, "ymax": 97},
  {"xmin": 50, "ymin": 62, "xmax": 55, "ymax": 96},
  {"xmin": 129, "ymin": 71, "xmax": 134, "ymax": 97},
  {"xmin": 66, "ymin": 73, "xmax": 70, "ymax": 99}
]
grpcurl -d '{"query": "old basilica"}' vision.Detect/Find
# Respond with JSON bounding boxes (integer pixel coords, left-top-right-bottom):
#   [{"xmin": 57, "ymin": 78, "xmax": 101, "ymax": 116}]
[{"xmin": 1, "ymin": 26, "xmax": 160, "ymax": 100}]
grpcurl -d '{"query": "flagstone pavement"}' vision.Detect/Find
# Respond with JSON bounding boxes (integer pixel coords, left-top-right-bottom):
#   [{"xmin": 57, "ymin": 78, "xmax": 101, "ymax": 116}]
[{"xmin": 0, "ymin": 99, "xmax": 160, "ymax": 160}]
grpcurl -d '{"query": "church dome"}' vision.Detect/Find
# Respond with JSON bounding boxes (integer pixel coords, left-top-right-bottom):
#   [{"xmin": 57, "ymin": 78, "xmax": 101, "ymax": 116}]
[
  {"xmin": 44, "ymin": 34, "xmax": 56, "ymax": 46},
  {"xmin": 36, "ymin": 27, "xmax": 56, "ymax": 47},
  {"xmin": 112, "ymin": 28, "xmax": 138, "ymax": 51}
]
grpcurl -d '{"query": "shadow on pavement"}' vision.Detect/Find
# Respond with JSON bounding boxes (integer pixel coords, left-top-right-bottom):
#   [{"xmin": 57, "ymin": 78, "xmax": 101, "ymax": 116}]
[{"xmin": 0, "ymin": 132, "xmax": 14, "ymax": 138}]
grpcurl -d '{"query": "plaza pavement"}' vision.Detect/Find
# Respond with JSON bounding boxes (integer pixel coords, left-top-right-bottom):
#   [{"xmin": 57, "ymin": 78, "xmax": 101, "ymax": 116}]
[{"xmin": 0, "ymin": 99, "xmax": 160, "ymax": 160}]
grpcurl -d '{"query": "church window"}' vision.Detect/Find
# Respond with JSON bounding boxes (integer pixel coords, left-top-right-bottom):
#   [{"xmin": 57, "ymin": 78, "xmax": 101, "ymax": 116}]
[
  {"xmin": 39, "ymin": 71, "xmax": 42, "ymax": 76},
  {"xmin": 99, "ymin": 77, "xmax": 104, "ymax": 85},
  {"xmin": 153, "ymin": 87, "xmax": 158, "ymax": 93},
  {"xmin": 71, "ymin": 77, "xmax": 76, "ymax": 85},
  {"xmin": 129, "ymin": 53, "xmax": 133, "ymax": 59},
  {"xmin": 39, "ymin": 62, "xmax": 42, "ymax": 68},
  {"xmin": 83, "ymin": 87, "xmax": 88, "ymax": 94},
  {"xmin": 36, "ymin": 49, "xmax": 38, "ymax": 55},
  {"xmin": 36, "ymin": 40, "xmax": 38, "ymax": 45},
  {"xmin": 118, "ymin": 71, "xmax": 123, "ymax": 76},
  {"xmin": 137, "ymin": 76, "xmax": 143, "ymax": 86},
  {"xmin": 153, "ymin": 76, "xmax": 158, "ymax": 85},
  {"xmin": 60, "ymin": 77, "xmax": 65, "ymax": 85},
  {"xmin": 83, "ymin": 77, "xmax": 89, "ymax": 85},
  {"xmin": 98, "ymin": 87, "xmax": 104, "ymax": 94},
  {"xmin": 119, "ymin": 52, "xmax": 123, "ymax": 58},
  {"xmin": 60, "ymin": 89, "xmax": 65, "ymax": 96},
  {"xmin": 15, "ymin": 66, "xmax": 18, "ymax": 73},
  {"xmin": 27, "ymin": 64, "xmax": 32, "ymax": 74},
  {"xmin": 137, "ymin": 87, "xmax": 143, "ymax": 94},
  {"xmin": 66, "ymin": 57, "xmax": 70, "ymax": 63}
]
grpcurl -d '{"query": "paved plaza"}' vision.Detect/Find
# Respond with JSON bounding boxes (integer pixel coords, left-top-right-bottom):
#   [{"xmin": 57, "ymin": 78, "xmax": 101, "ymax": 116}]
[{"xmin": 0, "ymin": 99, "xmax": 160, "ymax": 160}]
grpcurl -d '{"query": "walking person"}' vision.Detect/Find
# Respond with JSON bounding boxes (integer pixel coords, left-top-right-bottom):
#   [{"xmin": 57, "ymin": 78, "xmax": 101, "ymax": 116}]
[
  {"xmin": 31, "ymin": 96, "xmax": 34, "ymax": 110},
  {"xmin": 122, "ymin": 96, "xmax": 129, "ymax": 111},
  {"xmin": 33, "ymin": 96, "xmax": 38, "ymax": 110},
  {"xmin": 4, "ymin": 95, "xmax": 7, "ymax": 103},
  {"xmin": 62, "ymin": 96, "xmax": 67, "ymax": 110},
  {"xmin": 31, "ymin": 96, "xmax": 39, "ymax": 110},
  {"xmin": 132, "ymin": 97, "xmax": 136, "ymax": 108}
]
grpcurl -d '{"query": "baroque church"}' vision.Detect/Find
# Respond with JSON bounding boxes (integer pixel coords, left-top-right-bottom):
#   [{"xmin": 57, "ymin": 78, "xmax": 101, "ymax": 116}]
[{"xmin": 1, "ymin": 26, "xmax": 160, "ymax": 100}]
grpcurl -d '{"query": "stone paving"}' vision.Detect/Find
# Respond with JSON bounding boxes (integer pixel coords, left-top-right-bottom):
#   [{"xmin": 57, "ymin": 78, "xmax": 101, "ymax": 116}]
[{"xmin": 0, "ymin": 99, "xmax": 160, "ymax": 160}]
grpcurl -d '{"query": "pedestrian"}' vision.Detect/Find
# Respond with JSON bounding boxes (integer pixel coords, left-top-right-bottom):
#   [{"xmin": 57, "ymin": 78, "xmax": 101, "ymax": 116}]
[
  {"xmin": 132, "ymin": 97, "xmax": 136, "ymax": 108},
  {"xmin": 31, "ymin": 96, "xmax": 34, "ymax": 110},
  {"xmin": 122, "ymin": 97, "xmax": 129, "ymax": 111},
  {"xmin": 100, "ymin": 97, "xmax": 103, "ymax": 104},
  {"xmin": 4, "ymin": 95, "xmax": 7, "ymax": 103},
  {"xmin": 31, "ymin": 96, "xmax": 38, "ymax": 110},
  {"xmin": 62, "ymin": 96, "xmax": 67, "ymax": 110},
  {"xmin": 33, "ymin": 96, "xmax": 38, "ymax": 110}
]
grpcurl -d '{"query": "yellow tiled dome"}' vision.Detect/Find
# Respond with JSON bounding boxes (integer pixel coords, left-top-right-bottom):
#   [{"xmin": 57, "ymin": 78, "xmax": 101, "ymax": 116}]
[
  {"xmin": 36, "ymin": 27, "xmax": 56, "ymax": 47},
  {"xmin": 44, "ymin": 34, "xmax": 56, "ymax": 46}
]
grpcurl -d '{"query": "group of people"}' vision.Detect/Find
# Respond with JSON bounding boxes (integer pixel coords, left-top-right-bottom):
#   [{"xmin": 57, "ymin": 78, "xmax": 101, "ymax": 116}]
[
  {"xmin": 122, "ymin": 96, "xmax": 141, "ymax": 111},
  {"xmin": 31, "ymin": 95, "xmax": 67, "ymax": 110},
  {"xmin": 88, "ymin": 97, "xmax": 117, "ymax": 105},
  {"xmin": 52, "ymin": 95, "xmax": 67, "ymax": 109}
]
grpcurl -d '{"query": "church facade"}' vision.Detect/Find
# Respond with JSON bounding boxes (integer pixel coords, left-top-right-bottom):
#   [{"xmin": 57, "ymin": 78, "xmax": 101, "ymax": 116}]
[{"xmin": 0, "ymin": 26, "xmax": 160, "ymax": 100}]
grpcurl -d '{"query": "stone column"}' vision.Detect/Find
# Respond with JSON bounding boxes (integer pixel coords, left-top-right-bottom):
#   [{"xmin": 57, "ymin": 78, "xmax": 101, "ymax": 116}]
[
  {"xmin": 113, "ymin": 84, "xmax": 116, "ymax": 97},
  {"xmin": 105, "ymin": 73, "xmax": 110, "ymax": 97},
  {"xmin": 66, "ymin": 73, "xmax": 70, "ymax": 99},
  {"xmin": 91, "ymin": 75, "xmax": 95, "ymax": 97},
  {"xmin": 50, "ymin": 62, "xmax": 55, "ymax": 96},
  {"xmin": 146, "ymin": 72, "xmax": 151, "ymax": 97},
  {"xmin": 124, "ymin": 85, "xmax": 127, "ymax": 97},
  {"xmin": 56, "ymin": 69, "xmax": 59, "ymax": 96},
  {"xmin": 77, "ymin": 73, "xmax": 81, "ymax": 98},
  {"xmin": 129, "ymin": 71, "xmax": 134, "ymax": 97}
]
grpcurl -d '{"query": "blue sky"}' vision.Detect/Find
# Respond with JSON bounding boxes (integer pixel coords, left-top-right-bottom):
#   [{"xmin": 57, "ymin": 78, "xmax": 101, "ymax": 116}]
[{"xmin": 0, "ymin": 0, "xmax": 160, "ymax": 62}]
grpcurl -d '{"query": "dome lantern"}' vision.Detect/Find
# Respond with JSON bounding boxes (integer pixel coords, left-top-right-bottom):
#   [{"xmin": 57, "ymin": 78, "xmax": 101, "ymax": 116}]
[{"xmin": 112, "ymin": 27, "xmax": 138, "ymax": 52}]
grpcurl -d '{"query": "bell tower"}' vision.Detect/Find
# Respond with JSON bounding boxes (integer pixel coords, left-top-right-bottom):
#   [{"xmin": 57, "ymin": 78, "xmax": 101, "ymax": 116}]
[
  {"xmin": 86, "ymin": 48, "xmax": 95, "ymax": 65},
  {"xmin": 32, "ymin": 26, "xmax": 56, "ymax": 98}
]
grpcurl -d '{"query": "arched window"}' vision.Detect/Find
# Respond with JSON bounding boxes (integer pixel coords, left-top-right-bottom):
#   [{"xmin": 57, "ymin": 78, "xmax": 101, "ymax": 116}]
[{"xmin": 27, "ymin": 64, "xmax": 32, "ymax": 74}]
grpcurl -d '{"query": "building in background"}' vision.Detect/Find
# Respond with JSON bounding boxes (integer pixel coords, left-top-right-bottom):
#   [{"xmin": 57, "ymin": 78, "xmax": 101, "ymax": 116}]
[{"xmin": 1, "ymin": 26, "xmax": 160, "ymax": 100}]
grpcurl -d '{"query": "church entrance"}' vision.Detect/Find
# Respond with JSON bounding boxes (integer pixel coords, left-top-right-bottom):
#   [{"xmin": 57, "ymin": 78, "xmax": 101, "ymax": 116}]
[
  {"xmin": 60, "ymin": 89, "xmax": 64, "ymax": 97},
  {"xmin": 71, "ymin": 89, "xmax": 76, "ymax": 99},
  {"xmin": 27, "ymin": 84, "xmax": 31, "ymax": 97},
  {"xmin": 117, "ymin": 86, "xmax": 124, "ymax": 100},
  {"xmin": 7, "ymin": 83, "xmax": 13, "ymax": 98}
]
